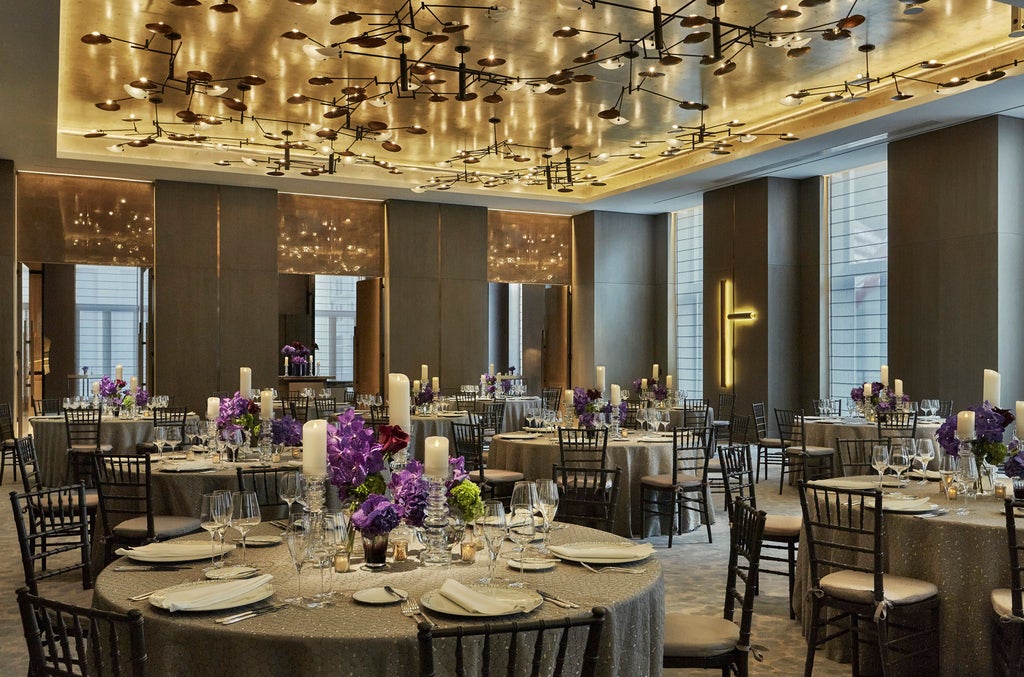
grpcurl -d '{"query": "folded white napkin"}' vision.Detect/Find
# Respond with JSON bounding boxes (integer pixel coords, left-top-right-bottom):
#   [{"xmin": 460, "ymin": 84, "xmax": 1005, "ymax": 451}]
[
  {"xmin": 637, "ymin": 436, "xmax": 671, "ymax": 443},
  {"xmin": 116, "ymin": 542, "xmax": 218, "ymax": 560},
  {"xmin": 438, "ymin": 579, "xmax": 521, "ymax": 615},
  {"xmin": 161, "ymin": 574, "xmax": 274, "ymax": 612},
  {"xmin": 881, "ymin": 496, "xmax": 931, "ymax": 511},
  {"xmin": 166, "ymin": 460, "xmax": 212, "ymax": 472},
  {"xmin": 548, "ymin": 542, "xmax": 654, "ymax": 560}
]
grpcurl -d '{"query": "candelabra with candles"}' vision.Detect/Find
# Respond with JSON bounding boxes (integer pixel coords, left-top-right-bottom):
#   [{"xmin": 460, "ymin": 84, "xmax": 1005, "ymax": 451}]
[{"xmin": 420, "ymin": 436, "xmax": 452, "ymax": 566}]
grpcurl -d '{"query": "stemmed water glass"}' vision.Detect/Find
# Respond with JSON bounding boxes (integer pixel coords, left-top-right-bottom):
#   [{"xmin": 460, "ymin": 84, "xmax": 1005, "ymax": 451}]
[
  {"xmin": 921, "ymin": 399, "xmax": 938, "ymax": 418},
  {"xmin": 231, "ymin": 490, "xmax": 261, "ymax": 566},
  {"xmin": 165, "ymin": 426, "xmax": 182, "ymax": 455},
  {"xmin": 475, "ymin": 500, "xmax": 507, "ymax": 585},
  {"xmin": 915, "ymin": 439, "xmax": 936, "ymax": 485},
  {"xmin": 871, "ymin": 444, "xmax": 890, "ymax": 489},
  {"xmin": 153, "ymin": 426, "xmax": 167, "ymax": 461},
  {"xmin": 284, "ymin": 508, "xmax": 311, "ymax": 606},
  {"xmin": 280, "ymin": 472, "xmax": 302, "ymax": 514},
  {"xmin": 535, "ymin": 480, "xmax": 559, "ymax": 553},
  {"xmin": 939, "ymin": 452, "xmax": 958, "ymax": 498},
  {"xmin": 508, "ymin": 481, "xmax": 539, "ymax": 586},
  {"xmin": 200, "ymin": 493, "xmax": 223, "ymax": 570},
  {"xmin": 889, "ymin": 442, "xmax": 912, "ymax": 487}
]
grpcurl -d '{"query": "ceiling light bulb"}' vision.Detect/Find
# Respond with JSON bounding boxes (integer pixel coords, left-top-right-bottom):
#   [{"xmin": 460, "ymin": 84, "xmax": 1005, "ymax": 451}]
[
  {"xmin": 739, "ymin": 134, "xmax": 756, "ymax": 143},
  {"xmin": 598, "ymin": 58, "xmax": 624, "ymax": 70},
  {"xmin": 609, "ymin": 116, "xmax": 629, "ymax": 125},
  {"xmin": 105, "ymin": 144, "xmax": 124, "ymax": 153},
  {"xmin": 123, "ymin": 84, "xmax": 148, "ymax": 99},
  {"xmin": 242, "ymin": 157, "xmax": 258, "ymax": 167},
  {"xmin": 666, "ymin": 138, "xmax": 681, "ymax": 147},
  {"xmin": 411, "ymin": 186, "xmax": 427, "ymax": 193},
  {"xmin": 532, "ymin": 83, "xmax": 553, "ymax": 94},
  {"xmin": 780, "ymin": 94, "xmax": 805, "ymax": 106},
  {"xmin": 205, "ymin": 85, "xmax": 229, "ymax": 96},
  {"xmin": 369, "ymin": 95, "xmax": 389, "ymax": 107}
]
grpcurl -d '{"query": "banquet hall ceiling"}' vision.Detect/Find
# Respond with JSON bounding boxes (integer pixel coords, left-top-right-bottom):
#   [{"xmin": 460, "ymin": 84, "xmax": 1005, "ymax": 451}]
[{"xmin": 57, "ymin": 0, "xmax": 1023, "ymax": 203}]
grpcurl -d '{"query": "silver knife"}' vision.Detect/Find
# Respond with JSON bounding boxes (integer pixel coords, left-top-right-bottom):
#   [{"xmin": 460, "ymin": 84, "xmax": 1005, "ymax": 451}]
[
  {"xmin": 216, "ymin": 604, "xmax": 288, "ymax": 624},
  {"xmin": 537, "ymin": 590, "xmax": 580, "ymax": 608}
]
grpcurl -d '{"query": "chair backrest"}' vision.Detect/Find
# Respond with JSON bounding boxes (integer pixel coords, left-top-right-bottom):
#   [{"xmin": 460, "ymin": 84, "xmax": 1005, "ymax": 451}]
[
  {"xmin": 65, "ymin": 408, "xmax": 103, "ymax": 451},
  {"xmin": 835, "ymin": 438, "xmax": 886, "ymax": 477},
  {"xmin": 34, "ymin": 398, "xmax": 64, "ymax": 417},
  {"xmin": 453, "ymin": 393, "xmax": 477, "ymax": 410},
  {"xmin": 10, "ymin": 485, "xmax": 92, "ymax": 595},
  {"xmin": 236, "ymin": 467, "xmax": 295, "ymax": 520},
  {"xmin": 717, "ymin": 393, "xmax": 736, "ymax": 421},
  {"xmin": 937, "ymin": 400, "xmax": 953, "ymax": 418},
  {"xmin": 451, "ymin": 422, "xmax": 486, "ymax": 481},
  {"xmin": 153, "ymin": 406, "xmax": 187, "ymax": 441},
  {"xmin": 557, "ymin": 428, "xmax": 609, "ymax": 469},
  {"xmin": 417, "ymin": 607, "xmax": 606, "ymax": 677},
  {"xmin": 313, "ymin": 397, "xmax": 337, "ymax": 420},
  {"xmin": 17, "ymin": 587, "xmax": 147, "ymax": 677},
  {"xmin": 876, "ymin": 410, "xmax": 917, "ymax": 439},
  {"xmin": 282, "ymin": 395, "xmax": 310, "ymax": 423},
  {"xmin": 0, "ymin": 402, "xmax": 14, "ymax": 440},
  {"xmin": 551, "ymin": 464, "xmax": 621, "ymax": 532},
  {"xmin": 17, "ymin": 436, "xmax": 43, "ymax": 493},
  {"xmin": 751, "ymin": 402, "xmax": 770, "ymax": 439},
  {"xmin": 541, "ymin": 387, "xmax": 562, "ymax": 412},
  {"xmin": 624, "ymin": 401, "xmax": 641, "ymax": 430},
  {"xmin": 1003, "ymin": 498, "xmax": 1024, "ymax": 619},
  {"xmin": 798, "ymin": 482, "xmax": 884, "ymax": 604},
  {"xmin": 93, "ymin": 455, "xmax": 155, "ymax": 543},
  {"xmin": 671, "ymin": 427, "xmax": 713, "ymax": 488},
  {"xmin": 370, "ymin": 403, "xmax": 390, "ymax": 428},
  {"xmin": 477, "ymin": 400, "xmax": 507, "ymax": 433},
  {"xmin": 774, "ymin": 408, "xmax": 805, "ymax": 449},
  {"xmin": 727, "ymin": 413, "xmax": 750, "ymax": 445},
  {"xmin": 682, "ymin": 399, "xmax": 710, "ymax": 427},
  {"xmin": 717, "ymin": 444, "xmax": 757, "ymax": 522},
  {"xmin": 723, "ymin": 499, "xmax": 767, "ymax": 647}
]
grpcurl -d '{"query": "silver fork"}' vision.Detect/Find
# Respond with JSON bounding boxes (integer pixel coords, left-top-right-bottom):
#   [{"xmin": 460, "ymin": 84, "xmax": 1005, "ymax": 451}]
[
  {"xmin": 402, "ymin": 600, "xmax": 429, "ymax": 625},
  {"xmin": 579, "ymin": 561, "xmax": 647, "ymax": 574}
]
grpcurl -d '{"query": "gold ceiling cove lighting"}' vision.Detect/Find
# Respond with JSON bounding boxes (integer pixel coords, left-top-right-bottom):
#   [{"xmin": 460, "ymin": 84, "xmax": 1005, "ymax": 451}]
[{"xmin": 719, "ymin": 279, "xmax": 757, "ymax": 389}]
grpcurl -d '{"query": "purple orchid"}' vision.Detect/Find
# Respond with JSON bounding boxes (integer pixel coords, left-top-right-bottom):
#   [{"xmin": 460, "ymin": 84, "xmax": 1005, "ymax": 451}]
[
  {"xmin": 271, "ymin": 416, "xmax": 303, "ymax": 446},
  {"xmin": 349, "ymin": 494, "xmax": 401, "ymax": 537}
]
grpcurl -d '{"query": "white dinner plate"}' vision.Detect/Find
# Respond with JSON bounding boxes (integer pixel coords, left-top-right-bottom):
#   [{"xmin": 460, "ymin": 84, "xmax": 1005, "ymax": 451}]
[
  {"xmin": 501, "ymin": 433, "xmax": 541, "ymax": 440},
  {"xmin": 507, "ymin": 557, "xmax": 557, "ymax": 571},
  {"xmin": 885, "ymin": 502, "xmax": 940, "ymax": 514},
  {"xmin": 420, "ymin": 586, "xmax": 542, "ymax": 617},
  {"xmin": 205, "ymin": 566, "xmax": 259, "ymax": 580},
  {"xmin": 636, "ymin": 436, "xmax": 672, "ymax": 443},
  {"xmin": 549, "ymin": 541, "xmax": 653, "ymax": 564},
  {"xmin": 352, "ymin": 587, "xmax": 408, "ymax": 605},
  {"xmin": 439, "ymin": 411, "xmax": 469, "ymax": 417},
  {"xmin": 159, "ymin": 464, "xmax": 214, "ymax": 473},
  {"xmin": 149, "ymin": 580, "xmax": 274, "ymax": 612},
  {"xmin": 123, "ymin": 543, "xmax": 237, "ymax": 563},
  {"xmin": 240, "ymin": 535, "xmax": 282, "ymax": 547},
  {"xmin": 907, "ymin": 469, "xmax": 942, "ymax": 481}
]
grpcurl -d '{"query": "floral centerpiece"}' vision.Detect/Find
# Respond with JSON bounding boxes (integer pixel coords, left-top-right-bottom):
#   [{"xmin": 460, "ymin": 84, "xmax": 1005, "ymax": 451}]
[
  {"xmin": 123, "ymin": 387, "xmax": 148, "ymax": 410},
  {"xmin": 573, "ymin": 387, "xmax": 628, "ymax": 429},
  {"xmin": 415, "ymin": 384, "xmax": 435, "ymax": 406},
  {"xmin": 482, "ymin": 373, "xmax": 497, "ymax": 396},
  {"xmin": 281, "ymin": 340, "xmax": 317, "ymax": 376},
  {"xmin": 500, "ymin": 366, "xmax": 516, "ymax": 395},
  {"xmin": 216, "ymin": 391, "xmax": 263, "ymax": 443},
  {"xmin": 389, "ymin": 457, "xmax": 485, "ymax": 526},
  {"xmin": 632, "ymin": 378, "xmax": 668, "ymax": 401},
  {"xmin": 849, "ymin": 383, "xmax": 908, "ymax": 421},
  {"xmin": 98, "ymin": 376, "xmax": 128, "ymax": 410},
  {"xmin": 936, "ymin": 401, "xmax": 1015, "ymax": 466},
  {"xmin": 270, "ymin": 415, "xmax": 302, "ymax": 446}
]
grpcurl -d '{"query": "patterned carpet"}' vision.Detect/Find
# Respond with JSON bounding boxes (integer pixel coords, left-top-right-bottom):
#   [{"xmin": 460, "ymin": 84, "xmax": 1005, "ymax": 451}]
[{"xmin": 0, "ymin": 460, "xmax": 846, "ymax": 675}]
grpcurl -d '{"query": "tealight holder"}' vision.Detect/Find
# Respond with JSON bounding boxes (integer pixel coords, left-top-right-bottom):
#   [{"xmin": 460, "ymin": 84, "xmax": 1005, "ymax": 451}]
[{"xmin": 419, "ymin": 470, "xmax": 452, "ymax": 567}]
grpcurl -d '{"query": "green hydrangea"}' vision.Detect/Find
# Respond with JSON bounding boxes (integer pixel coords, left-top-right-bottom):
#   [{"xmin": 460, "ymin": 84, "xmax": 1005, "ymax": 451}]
[
  {"xmin": 448, "ymin": 479, "xmax": 484, "ymax": 522},
  {"xmin": 351, "ymin": 473, "xmax": 388, "ymax": 506}
]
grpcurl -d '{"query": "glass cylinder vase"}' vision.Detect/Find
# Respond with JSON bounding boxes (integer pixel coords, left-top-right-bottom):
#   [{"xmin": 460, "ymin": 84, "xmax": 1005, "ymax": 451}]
[{"xmin": 361, "ymin": 532, "xmax": 390, "ymax": 569}]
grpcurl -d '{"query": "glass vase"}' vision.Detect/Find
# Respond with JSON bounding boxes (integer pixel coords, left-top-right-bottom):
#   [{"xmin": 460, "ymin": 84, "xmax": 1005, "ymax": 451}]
[{"xmin": 362, "ymin": 532, "xmax": 390, "ymax": 569}]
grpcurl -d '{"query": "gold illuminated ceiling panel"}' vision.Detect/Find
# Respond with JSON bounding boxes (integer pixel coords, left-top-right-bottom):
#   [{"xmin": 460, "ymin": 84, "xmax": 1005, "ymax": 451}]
[
  {"xmin": 277, "ymin": 193, "xmax": 383, "ymax": 275},
  {"xmin": 58, "ymin": 1, "xmax": 1022, "ymax": 202},
  {"xmin": 488, "ymin": 210, "xmax": 571, "ymax": 284}
]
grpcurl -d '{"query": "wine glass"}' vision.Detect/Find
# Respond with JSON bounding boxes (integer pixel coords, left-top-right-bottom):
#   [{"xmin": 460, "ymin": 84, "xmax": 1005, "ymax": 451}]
[
  {"xmin": 152, "ymin": 426, "xmax": 167, "ymax": 461},
  {"xmin": 535, "ymin": 480, "xmax": 559, "ymax": 553},
  {"xmin": 889, "ymin": 443, "xmax": 911, "ymax": 487},
  {"xmin": 199, "ymin": 494, "xmax": 222, "ymax": 570},
  {"xmin": 231, "ymin": 490, "xmax": 261, "ymax": 566},
  {"xmin": 939, "ymin": 452, "xmax": 958, "ymax": 498},
  {"xmin": 954, "ymin": 454, "xmax": 978, "ymax": 515},
  {"xmin": 165, "ymin": 426, "xmax": 182, "ymax": 455},
  {"xmin": 871, "ymin": 444, "xmax": 890, "ymax": 489},
  {"xmin": 475, "ymin": 500, "xmax": 506, "ymax": 585},
  {"xmin": 508, "ymin": 481, "xmax": 539, "ymax": 586},
  {"xmin": 280, "ymin": 472, "xmax": 302, "ymax": 513},
  {"xmin": 284, "ymin": 509, "xmax": 311, "ymax": 606},
  {"xmin": 915, "ymin": 439, "xmax": 936, "ymax": 485},
  {"xmin": 210, "ymin": 490, "xmax": 233, "ymax": 566}
]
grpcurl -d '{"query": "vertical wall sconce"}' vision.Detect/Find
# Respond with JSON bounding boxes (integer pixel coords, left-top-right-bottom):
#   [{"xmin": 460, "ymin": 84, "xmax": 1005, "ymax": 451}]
[{"xmin": 719, "ymin": 279, "xmax": 757, "ymax": 388}]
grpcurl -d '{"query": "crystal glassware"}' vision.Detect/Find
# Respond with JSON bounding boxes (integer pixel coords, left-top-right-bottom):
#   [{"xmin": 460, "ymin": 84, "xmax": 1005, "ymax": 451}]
[
  {"xmin": 475, "ymin": 500, "xmax": 506, "ymax": 585},
  {"xmin": 871, "ymin": 444, "xmax": 890, "ymax": 489},
  {"xmin": 535, "ymin": 479, "xmax": 559, "ymax": 553},
  {"xmin": 230, "ymin": 490, "xmax": 261, "ymax": 566},
  {"xmin": 915, "ymin": 439, "xmax": 936, "ymax": 485},
  {"xmin": 284, "ymin": 509, "xmax": 311, "ymax": 606}
]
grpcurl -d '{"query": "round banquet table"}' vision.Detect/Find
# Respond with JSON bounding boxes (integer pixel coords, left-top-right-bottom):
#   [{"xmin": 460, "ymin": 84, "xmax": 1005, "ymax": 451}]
[
  {"xmin": 409, "ymin": 414, "xmax": 470, "ymax": 461},
  {"xmin": 488, "ymin": 433, "xmax": 714, "ymax": 538},
  {"xmin": 802, "ymin": 415, "xmax": 942, "ymax": 450},
  {"xmin": 93, "ymin": 522, "xmax": 665, "ymax": 677},
  {"xmin": 30, "ymin": 413, "xmax": 199, "ymax": 486},
  {"xmin": 793, "ymin": 476, "xmax": 1010, "ymax": 676}
]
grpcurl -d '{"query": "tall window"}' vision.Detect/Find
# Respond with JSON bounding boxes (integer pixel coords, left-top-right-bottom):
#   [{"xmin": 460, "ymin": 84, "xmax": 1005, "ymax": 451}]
[
  {"xmin": 674, "ymin": 206, "xmax": 703, "ymax": 398},
  {"xmin": 75, "ymin": 265, "xmax": 148, "ymax": 382},
  {"xmin": 827, "ymin": 161, "xmax": 888, "ymax": 398},
  {"xmin": 314, "ymin": 275, "xmax": 358, "ymax": 381},
  {"xmin": 507, "ymin": 283, "xmax": 523, "ymax": 371}
]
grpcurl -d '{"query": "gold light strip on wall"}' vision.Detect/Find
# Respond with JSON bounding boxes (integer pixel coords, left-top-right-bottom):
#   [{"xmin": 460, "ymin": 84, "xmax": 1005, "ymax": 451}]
[{"xmin": 719, "ymin": 279, "xmax": 757, "ymax": 388}]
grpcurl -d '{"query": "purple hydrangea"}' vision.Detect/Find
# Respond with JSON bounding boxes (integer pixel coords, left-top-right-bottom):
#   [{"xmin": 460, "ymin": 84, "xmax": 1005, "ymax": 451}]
[
  {"xmin": 1005, "ymin": 446, "xmax": 1024, "ymax": 479},
  {"xmin": 271, "ymin": 416, "xmax": 303, "ymax": 446},
  {"xmin": 133, "ymin": 387, "xmax": 149, "ymax": 408},
  {"xmin": 936, "ymin": 401, "xmax": 1015, "ymax": 462},
  {"xmin": 388, "ymin": 460, "xmax": 430, "ymax": 527},
  {"xmin": 416, "ymin": 384, "xmax": 434, "ymax": 405},
  {"xmin": 349, "ymin": 494, "xmax": 401, "ymax": 536},
  {"xmin": 326, "ymin": 409, "xmax": 384, "ymax": 502},
  {"xmin": 216, "ymin": 392, "xmax": 258, "ymax": 439}
]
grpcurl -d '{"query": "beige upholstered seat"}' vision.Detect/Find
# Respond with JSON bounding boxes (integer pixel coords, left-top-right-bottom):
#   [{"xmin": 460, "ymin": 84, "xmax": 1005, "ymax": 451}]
[
  {"xmin": 992, "ymin": 588, "xmax": 1014, "ymax": 617},
  {"xmin": 664, "ymin": 613, "xmax": 740, "ymax": 658},
  {"xmin": 763, "ymin": 513, "xmax": 801, "ymax": 538},
  {"xmin": 638, "ymin": 472, "xmax": 699, "ymax": 489},
  {"xmin": 112, "ymin": 515, "xmax": 203, "ymax": 540},
  {"xmin": 820, "ymin": 570, "xmax": 938, "ymax": 606},
  {"xmin": 480, "ymin": 467, "xmax": 524, "ymax": 483}
]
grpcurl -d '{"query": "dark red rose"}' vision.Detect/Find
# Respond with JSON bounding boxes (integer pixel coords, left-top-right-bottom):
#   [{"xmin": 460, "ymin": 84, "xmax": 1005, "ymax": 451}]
[{"xmin": 377, "ymin": 424, "xmax": 410, "ymax": 456}]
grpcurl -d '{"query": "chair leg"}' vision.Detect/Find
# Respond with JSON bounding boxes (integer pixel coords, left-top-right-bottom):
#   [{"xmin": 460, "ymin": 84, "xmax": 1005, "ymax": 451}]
[
  {"xmin": 703, "ymin": 497, "xmax": 713, "ymax": 544},
  {"xmin": 804, "ymin": 597, "xmax": 821, "ymax": 677},
  {"xmin": 779, "ymin": 453, "xmax": 787, "ymax": 494},
  {"xmin": 787, "ymin": 541, "xmax": 797, "ymax": 620}
]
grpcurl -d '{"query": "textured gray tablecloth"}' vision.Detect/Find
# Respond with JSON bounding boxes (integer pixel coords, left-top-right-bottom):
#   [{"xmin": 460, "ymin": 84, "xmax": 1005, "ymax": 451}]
[
  {"xmin": 93, "ymin": 523, "xmax": 664, "ymax": 677},
  {"xmin": 803, "ymin": 418, "xmax": 941, "ymax": 449},
  {"xmin": 794, "ymin": 480, "xmax": 1008, "ymax": 676},
  {"xmin": 488, "ymin": 435, "xmax": 714, "ymax": 538},
  {"xmin": 409, "ymin": 415, "xmax": 468, "ymax": 461}
]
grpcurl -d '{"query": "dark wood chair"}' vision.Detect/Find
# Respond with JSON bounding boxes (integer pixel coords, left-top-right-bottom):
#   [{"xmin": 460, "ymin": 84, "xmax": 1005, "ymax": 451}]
[
  {"xmin": 551, "ymin": 464, "xmax": 621, "ymax": 532},
  {"xmin": 64, "ymin": 408, "xmax": 112, "ymax": 489},
  {"xmin": 452, "ymin": 421, "xmax": 523, "ymax": 500},
  {"xmin": 557, "ymin": 427, "xmax": 609, "ymax": 470},
  {"xmin": 993, "ymin": 498, "xmax": 1024, "ymax": 675},
  {"xmin": 812, "ymin": 398, "xmax": 843, "ymax": 416},
  {"xmin": 542, "ymin": 387, "xmax": 562, "ymax": 412},
  {"xmin": 681, "ymin": 398, "xmax": 710, "ymax": 428},
  {"xmin": 799, "ymin": 482, "xmax": 940, "ymax": 676},
  {"xmin": 719, "ymin": 443, "xmax": 800, "ymax": 619},
  {"xmin": 774, "ymin": 408, "xmax": 834, "ymax": 494},
  {"xmin": 752, "ymin": 402, "xmax": 784, "ymax": 484},
  {"xmin": 313, "ymin": 396, "xmax": 337, "ymax": 420},
  {"xmin": 475, "ymin": 399, "xmax": 507, "ymax": 438},
  {"xmin": 17, "ymin": 586, "xmax": 148, "ymax": 677},
  {"xmin": 835, "ymin": 437, "xmax": 887, "ymax": 477},
  {"xmin": 92, "ymin": 454, "xmax": 202, "ymax": 564},
  {"xmin": 236, "ymin": 467, "xmax": 296, "ymax": 520},
  {"xmin": 663, "ymin": 499, "xmax": 767, "ymax": 674},
  {"xmin": 640, "ymin": 426, "xmax": 714, "ymax": 547},
  {"xmin": 282, "ymin": 394, "xmax": 310, "ymax": 423},
  {"xmin": 876, "ymin": 410, "xmax": 918, "ymax": 440},
  {"xmin": 713, "ymin": 392, "xmax": 736, "ymax": 439},
  {"xmin": 417, "ymin": 606, "xmax": 606, "ymax": 677},
  {"xmin": 18, "ymin": 436, "xmax": 99, "ymax": 538},
  {"xmin": 369, "ymin": 403, "xmax": 390, "ymax": 431},
  {"xmin": 33, "ymin": 398, "xmax": 64, "ymax": 416},
  {"xmin": 937, "ymin": 400, "xmax": 953, "ymax": 418},
  {"xmin": 624, "ymin": 400, "xmax": 642, "ymax": 430},
  {"xmin": 10, "ymin": 484, "xmax": 93, "ymax": 595},
  {"xmin": 1, "ymin": 401, "xmax": 20, "ymax": 483}
]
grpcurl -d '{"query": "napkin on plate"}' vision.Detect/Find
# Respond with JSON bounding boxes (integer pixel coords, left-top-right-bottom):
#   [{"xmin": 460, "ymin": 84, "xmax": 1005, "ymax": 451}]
[
  {"xmin": 438, "ymin": 579, "xmax": 522, "ymax": 615},
  {"xmin": 881, "ymin": 495, "xmax": 931, "ymax": 511},
  {"xmin": 548, "ymin": 542, "xmax": 654, "ymax": 560},
  {"xmin": 164, "ymin": 460, "xmax": 212, "ymax": 472},
  {"xmin": 636, "ymin": 435, "xmax": 671, "ymax": 443},
  {"xmin": 116, "ymin": 542, "xmax": 219, "ymax": 560},
  {"xmin": 160, "ymin": 574, "xmax": 273, "ymax": 612}
]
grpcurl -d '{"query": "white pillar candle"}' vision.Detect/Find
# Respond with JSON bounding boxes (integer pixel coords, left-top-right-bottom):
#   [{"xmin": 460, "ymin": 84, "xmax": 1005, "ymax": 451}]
[
  {"xmin": 984, "ymin": 369, "xmax": 1001, "ymax": 407},
  {"xmin": 115, "ymin": 364, "xmax": 123, "ymax": 381},
  {"xmin": 424, "ymin": 436, "xmax": 449, "ymax": 477},
  {"xmin": 894, "ymin": 379, "xmax": 903, "ymax": 398},
  {"xmin": 957, "ymin": 411, "xmax": 975, "ymax": 440},
  {"xmin": 641, "ymin": 378, "xmax": 648, "ymax": 391},
  {"xmin": 665, "ymin": 375, "xmax": 673, "ymax": 390},
  {"xmin": 563, "ymin": 389, "xmax": 573, "ymax": 410},
  {"xmin": 239, "ymin": 367, "xmax": 252, "ymax": 398},
  {"xmin": 207, "ymin": 397, "xmax": 221, "ymax": 421},
  {"xmin": 129, "ymin": 376, "xmax": 138, "ymax": 391},
  {"xmin": 284, "ymin": 356, "xmax": 289, "ymax": 370},
  {"xmin": 413, "ymin": 379, "xmax": 421, "ymax": 393},
  {"xmin": 302, "ymin": 419, "xmax": 327, "ymax": 476},
  {"xmin": 1016, "ymin": 401, "xmax": 1024, "ymax": 438},
  {"xmin": 880, "ymin": 365, "xmax": 889, "ymax": 387},
  {"xmin": 421, "ymin": 364, "xmax": 429, "ymax": 383},
  {"xmin": 388, "ymin": 373, "xmax": 411, "ymax": 431},
  {"xmin": 652, "ymin": 364, "xmax": 659, "ymax": 381},
  {"xmin": 864, "ymin": 382, "xmax": 872, "ymax": 398},
  {"xmin": 92, "ymin": 381, "xmax": 100, "ymax": 396},
  {"xmin": 489, "ymin": 363, "xmax": 495, "ymax": 377},
  {"xmin": 610, "ymin": 384, "xmax": 621, "ymax": 406},
  {"xmin": 595, "ymin": 366, "xmax": 606, "ymax": 394},
  {"xmin": 432, "ymin": 377, "xmax": 439, "ymax": 392},
  {"xmin": 260, "ymin": 389, "xmax": 274, "ymax": 420}
]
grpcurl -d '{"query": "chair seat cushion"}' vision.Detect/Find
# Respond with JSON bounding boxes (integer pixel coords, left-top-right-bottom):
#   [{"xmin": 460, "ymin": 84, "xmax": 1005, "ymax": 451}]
[
  {"xmin": 664, "ymin": 612, "xmax": 740, "ymax": 658},
  {"xmin": 32, "ymin": 490, "xmax": 99, "ymax": 513},
  {"xmin": 820, "ymin": 570, "xmax": 938, "ymax": 606},
  {"xmin": 70, "ymin": 443, "xmax": 114, "ymax": 453},
  {"xmin": 758, "ymin": 437, "xmax": 783, "ymax": 449},
  {"xmin": 764, "ymin": 514, "xmax": 801, "ymax": 538},
  {"xmin": 786, "ymin": 445, "xmax": 833, "ymax": 456},
  {"xmin": 482, "ymin": 468, "xmax": 525, "ymax": 484},
  {"xmin": 640, "ymin": 473, "xmax": 700, "ymax": 489},
  {"xmin": 992, "ymin": 588, "xmax": 1016, "ymax": 618},
  {"xmin": 112, "ymin": 516, "xmax": 202, "ymax": 540}
]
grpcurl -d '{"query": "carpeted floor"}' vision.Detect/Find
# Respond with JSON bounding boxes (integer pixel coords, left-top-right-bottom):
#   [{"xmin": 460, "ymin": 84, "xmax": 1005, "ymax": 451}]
[{"xmin": 0, "ymin": 459, "xmax": 846, "ymax": 675}]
